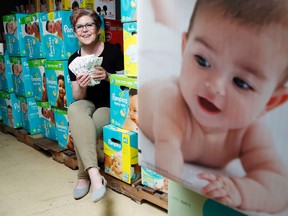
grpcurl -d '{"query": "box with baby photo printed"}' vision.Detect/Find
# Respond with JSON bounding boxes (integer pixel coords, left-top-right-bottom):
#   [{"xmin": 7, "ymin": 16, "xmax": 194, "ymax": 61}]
[
  {"xmin": 28, "ymin": 59, "xmax": 47, "ymax": 101},
  {"xmin": 2, "ymin": 13, "xmax": 27, "ymax": 57},
  {"xmin": 110, "ymin": 74, "xmax": 138, "ymax": 133},
  {"xmin": 0, "ymin": 53, "xmax": 14, "ymax": 93},
  {"xmin": 9, "ymin": 56, "xmax": 33, "ymax": 98},
  {"xmin": 40, "ymin": 10, "xmax": 79, "ymax": 60},
  {"xmin": 0, "ymin": 91, "xmax": 22, "ymax": 128},
  {"xmin": 18, "ymin": 96, "xmax": 41, "ymax": 135},
  {"xmin": 103, "ymin": 124, "xmax": 140, "ymax": 184},
  {"xmin": 37, "ymin": 101, "xmax": 57, "ymax": 141},
  {"xmin": 44, "ymin": 60, "xmax": 74, "ymax": 108},
  {"xmin": 20, "ymin": 12, "xmax": 46, "ymax": 60}
]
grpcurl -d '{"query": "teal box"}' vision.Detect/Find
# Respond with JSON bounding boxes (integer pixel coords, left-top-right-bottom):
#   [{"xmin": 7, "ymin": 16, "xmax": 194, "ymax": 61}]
[
  {"xmin": 141, "ymin": 166, "xmax": 168, "ymax": 193},
  {"xmin": 2, "ymin": 13, "xmax": 27, "ymax": 56},
  {"xmin": 168, "ymin": 180, "xmax": 245, "ymax": 216},
  {"xmin": 103, "ymin": 124, "xmax": 140, "ymax": 184},
  {"xmin": 28, "ymin": 59, "xmax": 47, "ymax": 101},
  {"xmin": 0, "ymin": 54, "xmax": 14, "ymax": 93},
  {"xmin": 18, "ymin": 96, "xmax": 41, "ymax": 135},
  {"xmin": 37, "ymin": 101, "xmax": 57, "ymax": 141},
  {"xmin": 53, "ymin": 107, "xmax": 69, "ymax": 149},
  {"xmin": 121, "ymin": 0, "xmax": 137, "ymax": 23},
  {"xmin": 45, "ymin": 60, "xmax": 74, "ymax": 108},
  {"xmin": 41, "ymin": 10, "xmax": 80, "ymax": 60},
  {"xmin": 20, "ymin": 12, "xmax": 46, "ymax": 60},
  {"xmin": 0, "ymin": 91, "xmax": 22, "ymax": 128},
  {"xmin": 9, "ymin": 56, "xmax": 33, "ymax": 97},
  {"xmin": 110, "ymin": 74, "xmax": 138, "ymax": 133}
]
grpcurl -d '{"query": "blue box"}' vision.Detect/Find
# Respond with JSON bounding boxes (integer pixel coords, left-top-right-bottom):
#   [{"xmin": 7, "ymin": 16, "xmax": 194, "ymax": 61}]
[
  {"xmin": 0, "ymin": 91, "xmax": 22, "ymax": 128},
  {"xmin": 45, "ymin": 60, "xmax": 74, "ymax": 108},
  {"xmin": 18, "ymin": 96, "xmax": 41, "ymax": 135},
  {"xmin": 103, "ymin": 124, "xmax": 140, "ymax": 184},
  {"xmin": 110, "ymin": 74, "xmax": 138, "ymax": 133},
  {"xmin": 37, "ymin": 101, "xmax": 57, "ymax": 141},
  {"xmin": 20, "ymin": 12, "xmax": 46, "ymax": 59},
  {"xmin": 28, "ymin": 59, "xmax": 47, "ymax": 101},
  {"xmin": 0, "ymin": 54, "xmax": 14, "ymax": 93},
  {"xmin": 121, "ymin": 0, "xmax": 137, "ymax": 23},
  {"xmin": 53, "ymin": 107, "xmax": 69, "ymax": 149},
  {"xmin": 9, "ymin": 56, "xmax": 33, "ymax": 97},
  {"xmin": 40, "ymin": 10, "xmax": 80, "ymax": 60},
  {"xmin": 2, "ymin": 13, "xmax": 27, "ymax": 56}
]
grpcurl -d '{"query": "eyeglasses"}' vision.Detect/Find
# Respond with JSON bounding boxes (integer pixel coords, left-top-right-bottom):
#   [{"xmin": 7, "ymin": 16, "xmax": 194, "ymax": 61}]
[{"xmin": 75, "ymin": 22, "xmax": 95, "ymax": 32}]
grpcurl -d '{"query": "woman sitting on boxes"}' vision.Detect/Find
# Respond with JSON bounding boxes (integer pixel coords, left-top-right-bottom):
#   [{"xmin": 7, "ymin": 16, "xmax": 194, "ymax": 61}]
[{"xmin": 67, "ymin": 9, "xmax": 124, "ymax": 202}]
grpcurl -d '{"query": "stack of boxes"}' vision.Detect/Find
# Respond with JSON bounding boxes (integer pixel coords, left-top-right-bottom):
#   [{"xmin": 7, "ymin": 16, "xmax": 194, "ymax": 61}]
[
  {"xmin": 0, "ymin": 8, "xmax": 79, "ymax": 149},
  {"xmin": 0, "ymin": 0, "xmax": 168, "ymax": 194}
]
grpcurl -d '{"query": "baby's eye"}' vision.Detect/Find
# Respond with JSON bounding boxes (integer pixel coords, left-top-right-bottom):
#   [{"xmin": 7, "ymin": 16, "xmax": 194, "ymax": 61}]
[
  {"xmin": 233, "ymin": 77, "xmax": 253, "ymax": 90},
  {"xmin": 195, "ymin": 55, "xmax": 211, "ymax": 68}
]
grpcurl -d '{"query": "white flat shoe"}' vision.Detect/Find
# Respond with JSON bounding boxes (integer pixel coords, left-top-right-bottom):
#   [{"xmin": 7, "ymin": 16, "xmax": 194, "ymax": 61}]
[{"xmin": 91, "ymin": 176, "xmax": 107, "ymax": 202}]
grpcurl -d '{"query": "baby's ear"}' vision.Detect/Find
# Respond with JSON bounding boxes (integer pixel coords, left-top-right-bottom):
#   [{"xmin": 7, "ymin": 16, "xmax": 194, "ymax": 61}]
[{"xmin": 266, "ymin": 86, "xmax": 288, "ymax": 112}]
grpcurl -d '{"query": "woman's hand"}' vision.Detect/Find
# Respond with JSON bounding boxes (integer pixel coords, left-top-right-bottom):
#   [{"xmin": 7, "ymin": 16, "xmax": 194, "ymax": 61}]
[
  {"xmin": 76, "ymin": 72, "xmax": 90, "ymax": 88},
  {"xmin": 91, "ymin": 66, "xmax": 110, "ymax": 82}
]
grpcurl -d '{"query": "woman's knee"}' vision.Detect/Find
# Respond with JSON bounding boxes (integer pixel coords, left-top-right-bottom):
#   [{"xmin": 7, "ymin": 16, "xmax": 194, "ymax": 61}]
[{"xmin": 68, "ymin": 100, "xmax": 94, "ymax": 120}]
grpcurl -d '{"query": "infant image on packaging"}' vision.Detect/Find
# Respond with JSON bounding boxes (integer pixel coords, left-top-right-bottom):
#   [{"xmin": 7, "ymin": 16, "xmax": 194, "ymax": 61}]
[
  {"xmin": 105, "ymin": 152, "xmax": 122, "ymax": 179},
  {"xmin": 55, "ymin": 74, "xmax": 66, "ymax": 108},
  {"xmin": 122, "ymin": 88, "xmax": 138, "ymax": 132},
  {"xmin": 138, "ymin": 0, "xmax": 288, "ymax": 215}
]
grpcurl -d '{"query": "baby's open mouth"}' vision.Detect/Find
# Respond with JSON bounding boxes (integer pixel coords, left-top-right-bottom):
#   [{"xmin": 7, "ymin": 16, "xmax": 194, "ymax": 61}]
[{"xmin": 198, "ymin": 96, "xmax": 220, "ymax": 113}]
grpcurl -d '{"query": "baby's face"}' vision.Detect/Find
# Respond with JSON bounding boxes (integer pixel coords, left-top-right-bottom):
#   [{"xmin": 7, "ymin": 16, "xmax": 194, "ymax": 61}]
[
  {"xmin": 7, "ymin": 21, "xmax": 16, "ymax": 34},
  {"xmin": 8, "ymin": 108, "xmax": 13, "ymax": 120},
  {"xmin": 179, "ymin": 9, "xmax": 288, "ymax": 130},
  {"xmin": 58, "ymin": 79, "xmax": 65, "ymax": 97},
  {"xmin": 113, "ymin": 156, "xmax": 122, "ymax": 173},
  {"xmin": 128, "ymin": 94, "xmax": 138, "ymax": 125}
]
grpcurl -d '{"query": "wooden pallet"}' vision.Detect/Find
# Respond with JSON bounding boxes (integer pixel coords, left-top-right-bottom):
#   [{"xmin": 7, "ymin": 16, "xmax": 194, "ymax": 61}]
[
  {"xmin": 0, "ymin": 121, "xmax": 168, "ymax": 211},
  {"xmin": 101, "ymin": 170, "xmax": 168, "ymax": 210},
  {"xmin": 0, "ymin": 121, "xmax": 78, "ymax": 170}
]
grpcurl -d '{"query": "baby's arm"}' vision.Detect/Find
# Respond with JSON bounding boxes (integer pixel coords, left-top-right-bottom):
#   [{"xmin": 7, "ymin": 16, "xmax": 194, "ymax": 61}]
[
  {"xmin": 199, "ymin": 122, "xmax": 288, "ymax": 213},
  {"xmin": 232, "ymin": 122, "xmax": 288, "ymax": 212},
  {"xmin": 139, "ymin": 78, "xmax": 187, "ymax": 177}
]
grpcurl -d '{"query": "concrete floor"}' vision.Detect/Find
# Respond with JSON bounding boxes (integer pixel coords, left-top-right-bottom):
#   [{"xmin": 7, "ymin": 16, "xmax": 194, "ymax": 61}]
[{"xmin": 0, "ymin": 131, "xmax": 168, "ymax": 216}]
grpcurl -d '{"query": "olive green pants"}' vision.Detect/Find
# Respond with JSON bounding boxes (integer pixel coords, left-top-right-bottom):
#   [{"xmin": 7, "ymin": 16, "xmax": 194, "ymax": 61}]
[{"xmin": 68, "ymin": 100, "xmax": 109, "ymax": 179}]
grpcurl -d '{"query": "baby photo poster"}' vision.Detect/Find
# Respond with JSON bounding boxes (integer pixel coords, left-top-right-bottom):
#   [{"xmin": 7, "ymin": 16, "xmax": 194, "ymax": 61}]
[{"xmin": 138, "ymin": 0, "xmax": 288, "ymax": 215}]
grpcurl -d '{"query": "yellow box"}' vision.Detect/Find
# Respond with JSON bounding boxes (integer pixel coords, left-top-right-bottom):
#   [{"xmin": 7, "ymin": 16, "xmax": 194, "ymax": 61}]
[
  {"xmin": 62, "ymin": 0, "xmax": 94, "ymax": 11},
  {"xmin": 123, "ymin": 22, "xmax": 137, "ymax": 77},
  {"xmin": 103, "ymin": 124, "xmax": 141, "ymax": 184}
]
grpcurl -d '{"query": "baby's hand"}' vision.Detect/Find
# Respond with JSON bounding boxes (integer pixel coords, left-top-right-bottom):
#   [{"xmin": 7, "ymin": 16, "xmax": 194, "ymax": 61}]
[{"xmin": 197, "ymin": 173, "xmax": 242, "ymax": 208}]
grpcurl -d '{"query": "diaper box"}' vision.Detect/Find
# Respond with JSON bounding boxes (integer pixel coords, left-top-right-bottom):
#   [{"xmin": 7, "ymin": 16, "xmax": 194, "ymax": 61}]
[
  {"xmin": 104, "ymin": 19, "xmax": 123, "ymax": 51},
  {"xmin": 110, "ymin": 74, "xmax": 138, "ymax": 133},
  {"xmin": 141, "ymin": 166, "xmax": 168, "ymax": 193},
  {"xmin": 103, "ymin": 124, "xmax": 141, "ymax": 184},
  {"xmin": 123, "ymin": 22, "xmax": 137, "ymax": 77},
  {"xmin": 62, "ymin": 0, "xmax": 94, "ymax": 11},
  {"xmin": 37, "ymin": 101, "xmax": 57, "ymax": 141},
  {"xmin": 20, "ymin": 12, "xmax": 46, "ymax": 60},
  {"xmin": 9, "ymin": 56, "xmax": 33, "ymax": 98},
  {"xmin": 28, "ymin": 59, "xmax": 47, "ymax": 101},
  {"xmin": 41, "ymin": 10, "xmax": 80, "ymax": 60},
  {"xmin": 94, "ymin": 0, "xmax": 116, "ymax": 20},
  {"xmin": 18, "ymin": 96, "xmax": 41, "ymax": 135},
  {"xmin": 2, "ymin": 13, "xmax": 27, "ymax": 56},
  {"xmin": 53, "ymin": 107, "xmax": 70, "ymax": 149},
  {"xmin": 0, "ymin": 91, "xmax": 22, "ymax": 128},
  {"xmin": 0, "ymin": 54, "xmax": 14, "ymax": 93},
  {"xmin": 121, "ymin": 0, "xmax": 137, "ymax": 22},
  {"xmin": 45, "ymin": 60, "xmax": 74, "ymax": 108}
]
